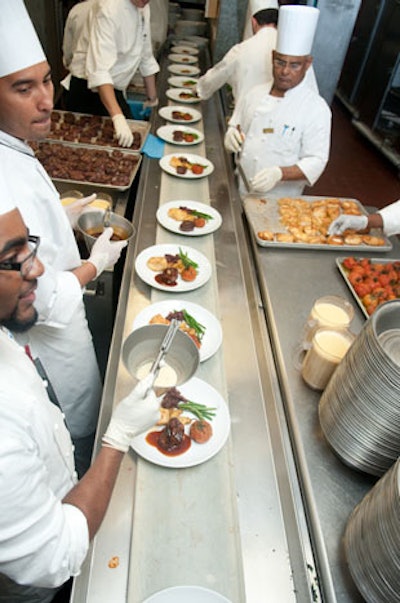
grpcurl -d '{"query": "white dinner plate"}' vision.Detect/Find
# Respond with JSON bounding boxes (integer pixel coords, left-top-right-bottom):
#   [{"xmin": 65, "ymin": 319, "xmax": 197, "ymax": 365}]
[
  {"xmin": 156, "ymin": 200, "xmax": 222, "ymax": 236},
  {"xmin": 159, "ymin": 153, "xmax": 214, "ymax": 179},
  {"xmin": 166, "ymin": 88, "xmax": 200, "ymax": 104},
  {"xmin": 143, "ymin": 586, "xmax": 231, "ymax": 603},
  {"xmin": 135, "ymin": 244, "xmax": 212, "ymax": 292},
  {"xmin": 130, "ymin": 377, "xmax": 230, "ymax": 468},
  {"xmin": 168, "ymin": 53, "xmax": 198, "ymax": 65},
  {"xmin": 170, "ymin": 45, "xmax": 199, "ymax": 55},
  {"xmin": 158, "ymin": 105, "xmax": 201, "ymax": 124},
  {"xmin": 132, "ymin": 299, "xmax": 223, "ymax": 362},
  {"xmin": 167, "ymin": 75, "xmax": 199, "ymax": 89},
  {"xmin": 156, "ymin": 125, "xmax": 203, "ymax": 146},
  {"xmin": 167, "ymin": 64, "xmax": 201, "ymax": 76}
]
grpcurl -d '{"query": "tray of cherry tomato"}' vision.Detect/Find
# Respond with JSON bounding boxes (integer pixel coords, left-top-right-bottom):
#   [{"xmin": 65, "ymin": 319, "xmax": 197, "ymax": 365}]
[{"xmin": 336, "ymin": 256, "xmax": 400, "ymax": 317}]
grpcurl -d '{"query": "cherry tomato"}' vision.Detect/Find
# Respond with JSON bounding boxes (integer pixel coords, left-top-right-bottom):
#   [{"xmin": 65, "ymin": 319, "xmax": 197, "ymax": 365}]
[{"xmin": 191, "ymin": 164, "xmax": 204, "ymax": 175}]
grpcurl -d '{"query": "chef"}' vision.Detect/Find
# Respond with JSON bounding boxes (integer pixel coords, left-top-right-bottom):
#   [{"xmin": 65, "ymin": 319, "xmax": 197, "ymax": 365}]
[
  {"xmin": 328, "ymin": 199, "xmax": 400, "ymax": 237},
  {"xmin": 196, "ymin": 7, "xmax": 279, "ymax": 104},
  {"xmin": 0, "ymin": 199, "xmax": 159, "ymax": 602},
  {"xmin": 66, "ymin": 0, "xmax": 160, "ymax": 147},
  {"xmin": 61, "ymin": 0, "xmax": 94, "ymax": 94},
  {"xmin": 224, "ymin": 5, "xmax": 331, "ymax": 198},
  {"xmin": 0, "ymin": 0, "xmax": 126, "ymax": 477}
]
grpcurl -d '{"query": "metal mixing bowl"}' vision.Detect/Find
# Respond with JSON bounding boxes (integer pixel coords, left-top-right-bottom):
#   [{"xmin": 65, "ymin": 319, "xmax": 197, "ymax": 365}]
[
  {"xmin": 77, "ymin": 210, "xmax": 135, "ymax": 252},
  {"xmin": 122, "ymin": 324, "xmax": 200, "ymax": 389}
]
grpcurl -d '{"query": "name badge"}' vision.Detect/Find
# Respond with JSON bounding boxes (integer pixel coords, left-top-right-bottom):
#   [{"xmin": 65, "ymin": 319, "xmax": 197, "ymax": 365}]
[{"xmin": 263, "ymin": 128, "xmax": 274, "ymax": 134}]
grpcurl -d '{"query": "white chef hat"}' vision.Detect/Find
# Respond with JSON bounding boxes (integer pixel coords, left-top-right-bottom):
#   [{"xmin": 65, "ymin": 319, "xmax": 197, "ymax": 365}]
[
  {"xmin": 276, "ymin": 5, "xmax": 320, "ymax": 56},
  {"xmin": 0, "ymin": 0, "xmax": 46, "ymax": 78},
  {"xmin": 251, "ymin": 0, "xmax": 279, "ymax": 13}
]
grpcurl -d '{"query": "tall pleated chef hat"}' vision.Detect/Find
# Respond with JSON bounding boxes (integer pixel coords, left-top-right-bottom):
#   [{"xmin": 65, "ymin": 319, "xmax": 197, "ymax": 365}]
[
  {"xmin": 0, "ymin": 0, "xmax": 46, "ymax": 78},
  {"xmin": 276, "ymin": 5, "xmax": 320, "ymax": 56}
]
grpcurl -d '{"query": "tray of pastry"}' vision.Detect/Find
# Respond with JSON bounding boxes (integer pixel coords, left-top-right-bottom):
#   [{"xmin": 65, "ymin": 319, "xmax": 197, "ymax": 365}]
[
  {"xmin": 47, "ymin": 110, "xmax": 150, "ymax": 151},
  {"xmin": 32, "ymin": 140, "xmax": 142, "ymax": 191},
  {"xmin": 243, "ymin": 195, "xmax": 392, "ymax": 252}
]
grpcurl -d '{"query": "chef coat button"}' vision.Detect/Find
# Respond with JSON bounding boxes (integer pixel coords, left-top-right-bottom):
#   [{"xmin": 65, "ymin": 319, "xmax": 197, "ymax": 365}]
[
  {"xmin": 71, "ymin": 444, "xmax": 75, "ymax": 452},
  {"xmin": 54, "ymin": 423, "xmax": 59, "ymax": 430},
  {"xmin": 73, "ymin": 471, "xmax": 78, "ymax": 479}
]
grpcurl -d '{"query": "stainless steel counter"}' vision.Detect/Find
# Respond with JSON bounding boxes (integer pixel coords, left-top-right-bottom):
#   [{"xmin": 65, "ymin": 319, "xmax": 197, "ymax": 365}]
[
  {"xmin": 71, "ymin": 51, "xmax": 321, "ymax": 603},
  {"xmin": 247, "ymin": 229, "xmax": 400, "ymax": 602}
]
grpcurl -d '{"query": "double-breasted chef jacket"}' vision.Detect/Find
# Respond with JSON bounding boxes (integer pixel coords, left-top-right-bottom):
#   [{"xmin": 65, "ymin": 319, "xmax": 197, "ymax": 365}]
[{"xmin": 229, "ymin": 77, "xmax": 331, "ymax": 198}]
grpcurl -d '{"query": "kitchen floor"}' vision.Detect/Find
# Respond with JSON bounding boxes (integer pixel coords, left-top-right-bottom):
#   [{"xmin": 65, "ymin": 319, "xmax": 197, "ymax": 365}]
[{"xmin": 305, "ymin": 97, "xmax": 400, "ymax": 210}]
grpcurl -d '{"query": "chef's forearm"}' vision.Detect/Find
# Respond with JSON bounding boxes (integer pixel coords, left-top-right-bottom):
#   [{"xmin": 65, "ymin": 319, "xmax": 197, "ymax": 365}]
[
  {"xmin": 97, "ymin": 83, "xmax": 123, "ymax": 117},
  {"xmin": 143, "ymin": 74, "xmax": 157, "ymax": 101},
  {"xmin": 62, "ymin": 446, "xmax": 124, "ymax": 540},
  {"xmin": 72, "ymin": 261, "xmax": 97, "ymax": 288},
  {"xmin": 280, "ymin": 165, "xmax": 307, "ymax": 181}
]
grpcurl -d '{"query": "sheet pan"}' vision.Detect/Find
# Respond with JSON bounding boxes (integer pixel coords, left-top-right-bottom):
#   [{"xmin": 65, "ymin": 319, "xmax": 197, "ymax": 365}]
[{"xmin": 244, "ymin": 195, "xmax": 392, "ymax": 252}]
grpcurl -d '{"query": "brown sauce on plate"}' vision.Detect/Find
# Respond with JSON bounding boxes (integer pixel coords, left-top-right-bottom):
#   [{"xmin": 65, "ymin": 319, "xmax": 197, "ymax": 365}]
[{"xmin": 146, "ymin": 430, "xmax": 191, "ymax": 456}]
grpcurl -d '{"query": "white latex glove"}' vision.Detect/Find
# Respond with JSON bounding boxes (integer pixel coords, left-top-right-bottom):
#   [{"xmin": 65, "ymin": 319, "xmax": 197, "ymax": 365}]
[
  {"xmin": 328, "ymin": 214, "xmax": 368, "ymax": 236},
  {"xmin": 102, "ymin": 375, "xmax": 159, "ymax": 452},
  {"xmin": 224, "ymin": 126, "xmax": 244, "ymax": 153},
  {"xmin": 111, "ymin": 114, "xmax": 133, "ymax": 147},
  {"xmin": 64, "ymin": 194, "xmax": 97, "ymax": 228},
  {"xmin": 143, "ymin": 97, "xmax": 159, "ymax": 109},
  {"xmin": 88, "ymin": 226, "xmax": 127, "ymax": 277},
  {"xmin": 251, "ymin": 166, "xmax": 283, "ymax": 193}
]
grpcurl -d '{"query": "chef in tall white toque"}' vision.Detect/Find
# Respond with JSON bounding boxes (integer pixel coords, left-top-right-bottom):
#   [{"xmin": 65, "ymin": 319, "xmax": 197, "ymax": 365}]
[{"xmin": 224, "ymin": 4, "xmax": 331, "ymax": 199}]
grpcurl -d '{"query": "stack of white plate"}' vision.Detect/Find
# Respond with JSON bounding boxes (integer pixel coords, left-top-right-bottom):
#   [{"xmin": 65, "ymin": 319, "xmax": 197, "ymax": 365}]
[
  {"xmin": 344, "ymin": 456, "xmax": 400, "ymax": 602},
  {"xmin": 319, "ymin": 300, "xmax": 400, "ymax": 476}
]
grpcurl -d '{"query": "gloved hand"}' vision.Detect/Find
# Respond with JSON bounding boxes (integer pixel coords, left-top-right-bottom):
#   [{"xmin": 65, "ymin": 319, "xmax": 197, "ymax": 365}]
[
  {"xmin": 88, "ymin": 226, "xmax": 127, "ymax": 277},
  {"xmin": 112, "ymin": 114, "xmax": 133, "ymax": 147},
  {"xmin": 328, "ymin": 214, "xmax": 368, "ymax": 236},
  {"xmin": 224, "ymin": 126, "xmax": 244, "ymax": 153},
  {"xmin": 142, "ymin": 97, "xmax": 159, "ymax": 109},
  {"xmin": 251, "ymin": 166, "xmax": 283, "ymax": 193},
  {"xmin": 102, "ymin": 374, "xmax": 159, "ymax": 452},
  {"xmin": 64, "ymin": 194, "xmax": 97, "ymax": 229}
]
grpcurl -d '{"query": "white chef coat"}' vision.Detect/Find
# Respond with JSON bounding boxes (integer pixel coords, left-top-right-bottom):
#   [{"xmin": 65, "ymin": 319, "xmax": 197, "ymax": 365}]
[
  {"xmin": 0, "ymin": 329, "xmax": 89, "ymax": 597},
  {"xmin": 0, "ymin": 131, "xmax": 102, "ymax": 440},
  {"xmin": 69, "ymin": 0, "xmax": 159, "ymax": 92},
  {"xmin": 379, "ymin": 199, "xmax": 400, "ymax": 236},
  {"xmin": 63, "ymin": 0, "xmax": 93, "ymax": 70},
  {"xmin": 229, "ymin": 77, "xmax": 331, "ymax": 197},
  {"xmin": 197, "ymin": 26, "xmax": 277, "ymax": 103},
  {"xmin": 61, "ymin": 0, "xmax": 94, "ymax": 90}
]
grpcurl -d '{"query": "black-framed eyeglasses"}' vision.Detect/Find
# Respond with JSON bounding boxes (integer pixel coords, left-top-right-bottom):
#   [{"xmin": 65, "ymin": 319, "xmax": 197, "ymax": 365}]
[
  {"xmin": 0, "ymin": 235, "xmax": 40, "ymax": 277},
  {"xmin": 273, "ymin": 58, "xmax": 305, "ymax": 72}
]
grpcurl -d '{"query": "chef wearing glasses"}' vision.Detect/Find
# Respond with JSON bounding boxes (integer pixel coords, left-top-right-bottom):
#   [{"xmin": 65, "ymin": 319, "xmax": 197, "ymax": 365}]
[{"xmin": 224, "ymin": 5, "xmax": 331, "ymax": 199}]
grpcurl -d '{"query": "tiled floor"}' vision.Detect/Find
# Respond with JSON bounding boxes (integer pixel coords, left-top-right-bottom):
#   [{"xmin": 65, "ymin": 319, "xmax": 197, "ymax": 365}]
[{"xmin": 305, "ymin": 98, "xmax": 400, "ymax": 210}]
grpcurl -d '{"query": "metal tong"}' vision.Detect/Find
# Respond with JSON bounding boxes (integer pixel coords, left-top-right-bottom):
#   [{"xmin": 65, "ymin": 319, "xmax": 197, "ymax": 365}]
[
  {"xmin": 235, "ymin": 125, "xmax": 251, "ymax": 193},
  {"xmin": 145, "ymin": 318, "xmax": 180, "ymax": 393},
  {"xmin": 103, "ymin": 207, "xmax": 112, "ymax": 229}
]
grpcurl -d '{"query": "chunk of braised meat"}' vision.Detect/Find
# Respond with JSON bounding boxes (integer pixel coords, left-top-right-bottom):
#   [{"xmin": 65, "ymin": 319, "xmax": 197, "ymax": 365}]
[
  {"xmin": 161, "ymin": 387, "xmax": 187, "ymax": 409},
  {"xmin": 158, "ymin": 417, "xmax": 185, "ymax": 452}
]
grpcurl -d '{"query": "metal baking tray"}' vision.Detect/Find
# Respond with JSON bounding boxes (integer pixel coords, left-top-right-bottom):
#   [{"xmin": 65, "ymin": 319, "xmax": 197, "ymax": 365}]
[
  {"xmin": 336, "ymin": 256, "xmax": 400, "ymax": 318},
  {"xmin": 48, "ymin": 110, "xmax": 150, "ymax": 152},
  {"xmin": 33, "ymin": 140, "xmax": 142, "ymax": 192},
  {"xmin": 244, "ymin": 195, "xmax": 392, "ymax": 252}
]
